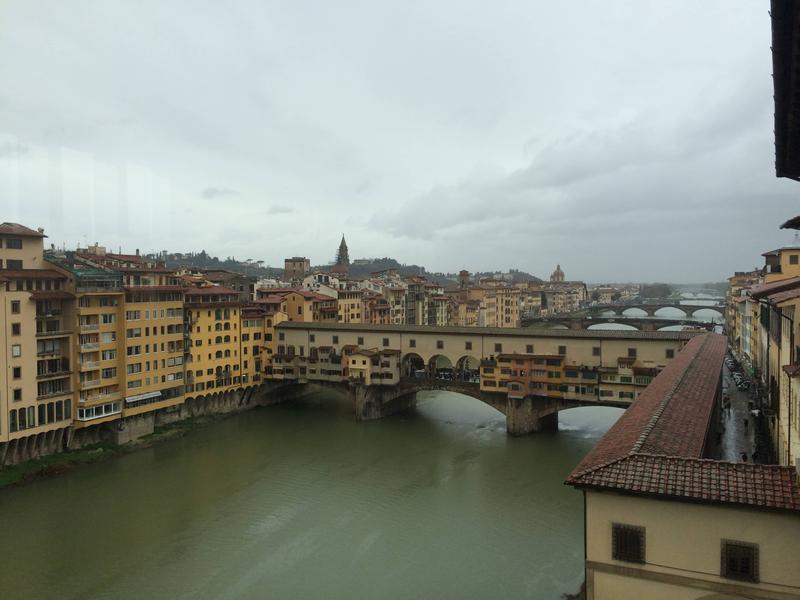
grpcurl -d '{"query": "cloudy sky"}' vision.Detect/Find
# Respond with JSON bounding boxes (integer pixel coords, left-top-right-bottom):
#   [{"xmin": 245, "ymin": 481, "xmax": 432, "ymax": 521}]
[{"xmin": 0, "ymin": 1, "xmax": 796, "ymax": 282}]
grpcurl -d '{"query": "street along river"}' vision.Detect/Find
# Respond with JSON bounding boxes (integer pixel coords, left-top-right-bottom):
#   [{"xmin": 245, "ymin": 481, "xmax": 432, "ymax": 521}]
[{"xmin": 0, "ymin": 389, "xmax": 621, "ymax": 599}]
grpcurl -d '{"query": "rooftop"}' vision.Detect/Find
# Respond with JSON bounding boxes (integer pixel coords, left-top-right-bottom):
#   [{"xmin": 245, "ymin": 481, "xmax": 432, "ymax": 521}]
[
  {"xmin": 566, "ymin": 333, "xmax": 800, "ymax": 513},
  {"xmin": 276, "ymin": 321, "xmax": 700, "ymax": 341},
  {"xmin": 0, "ymin": 222, "xmax": 46, "ymax": 237}
]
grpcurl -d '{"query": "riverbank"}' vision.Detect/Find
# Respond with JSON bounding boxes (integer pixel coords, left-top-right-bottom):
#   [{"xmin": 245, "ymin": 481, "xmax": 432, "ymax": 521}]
[{"xmin": 0, "ymin": 412, "xmax": 229, "ymax": 489}]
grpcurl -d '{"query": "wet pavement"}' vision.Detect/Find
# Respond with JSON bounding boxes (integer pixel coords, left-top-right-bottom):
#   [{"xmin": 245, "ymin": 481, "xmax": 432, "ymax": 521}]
[{"xmin": 720, "ymin": 361, "xmax": 757, "ymax": 462}]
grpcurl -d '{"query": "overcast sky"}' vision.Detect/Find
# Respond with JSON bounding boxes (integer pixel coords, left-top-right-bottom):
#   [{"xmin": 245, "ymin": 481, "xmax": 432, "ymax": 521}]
[{"xmin": 0, "ymin": 1, "xmax": 796, "ymax": 282}]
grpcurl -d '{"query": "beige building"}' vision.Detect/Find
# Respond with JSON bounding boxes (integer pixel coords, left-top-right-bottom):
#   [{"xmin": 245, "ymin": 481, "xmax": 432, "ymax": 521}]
[{"xmin": 567, "ymin": 333, "xmax": 800, "ymax": 600}]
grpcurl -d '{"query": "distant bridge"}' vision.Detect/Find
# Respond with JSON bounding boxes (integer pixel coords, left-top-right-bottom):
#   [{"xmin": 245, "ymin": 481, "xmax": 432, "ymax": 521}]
[
  {"xmin": 522, "ymin": 316, "xmax": 717, "ymax": 332},
  {"xmin": 584, "ymin": 301, "xmax": 725, "ymax": 319}
]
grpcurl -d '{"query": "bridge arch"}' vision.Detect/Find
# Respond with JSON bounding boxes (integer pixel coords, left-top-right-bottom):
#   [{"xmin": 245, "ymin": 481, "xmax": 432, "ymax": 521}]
[
  {"xmin": 587, "ymin": 322, "xmax": 640, "ymax": 331},
  {"xmin": 621, "ymin": 307, "xmax": 648, "ymax": 317},
  {"xmin": 654, "ymin": 306, "xmax": 687, "ymax": 318},
  {"xmin": 428, "ymin": 354, "xmax": 454, "ymax": 378},
  {"xmin": 455, "ymin": 355, "xmax": 481, "ymax": 382},
  {"xmin": 401, "ymin": 352, "xmax": 425, "ymax": 378},
  {"xmin": 691, "ymin": 308, "xmax": 724, "ymax": 321}
]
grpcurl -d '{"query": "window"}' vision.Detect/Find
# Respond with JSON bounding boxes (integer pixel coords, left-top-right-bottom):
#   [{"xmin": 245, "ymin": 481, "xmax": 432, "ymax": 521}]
[
  {"xmin": 11, "ymin": 300, "xmax": 20, "ymax": 314},
  {"xmin": 410, "ymin": 339, "xmax": 416, "ymax": 348},
  {"xmin": 627, "ymin": 348, "xmax": 637, "ymax": 358},
  {"xmin": 278, "ymin": 332, "xmax": 285, "ymax": 341},
  {"xmin": 592, "ymin": 346, "xmax": 601, "ymax": 357},
  {"xmin": 558, "ymin": 345, "xmax": 567, "ymax": 355},
  {"xmin": 310, "ymin": 334, "xmax": 315, "ymax": 342},
  {"xmin": 494, "ymin": 343, "xmax": 502, "ymax": 352},
  {"xmin": 12, "ymin": 366, "xmax": 21, "ymax": 379},
  {"xmin": 332, "ymin": 335, "xmax": 339, "ymax": 344},
  {"xmin": 526, "ymin": 344, "xmax": 533, "ymax": 353},
  {"xmin": 612, "ymin": 524, "xmax": 645, "ymax": 563},
  {"xmin": 13, "ymin": 388, "xmax": 22, "ymax": 401},
  {"xmin": 6, "ymin": 238, "xmax": 22, "ymax": 249},
  {"xmin": 666, "ymin": 348, "xmax": 675, "ymax": 359},
  {"xmin": 791, "ymin": 254, "xmax": 799, "ymax": 265},
  {"xmin": 11, "ymin": 344, "xmax": 21, "ymax": 357},
  {"xmin": 382, "ymin": 338, "xmax": 389, "ymax": 347},
  {"xmin": 358, "ymin": 336, "xmax": 364, "ymax": 345},
  {"xmin": 11, "ymin": 323, "xmax": 20, "ymax": 336},
  {"xmin": 721, "ymin": 540, "xmax": 758, "ymax": 582},
  {"xmin": 437, "ymin": 340, "xmax": 444, "ymax": 349},
  {"xmin": 6, "ymin": 259, "xmax": 22, "ymax": 269}
]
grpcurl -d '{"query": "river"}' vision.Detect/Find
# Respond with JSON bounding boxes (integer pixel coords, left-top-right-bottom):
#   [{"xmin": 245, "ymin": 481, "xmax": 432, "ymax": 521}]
[{"xmin": 0, "ymin": 390, "xmax": 622, "ymax": 600}]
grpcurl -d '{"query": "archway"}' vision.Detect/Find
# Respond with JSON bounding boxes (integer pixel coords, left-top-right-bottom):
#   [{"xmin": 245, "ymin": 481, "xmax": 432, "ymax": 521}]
[
  {"xmin": 692, "ymin": 308, "xmax": 724, "ymax": 323},
  {"xmin": 401, "ymin": 352, "xmax": 425, "ymax": 378},
  {"xmin": 428, "ymin": 354, "xmax": 454, "ymax": 380},
  {"xmin": 455, "ymin": 355, "xmax": 480, "ymax": 383},
  {"xmin": 621, "ymin": 307, "xmax": 647, "ymax": 317},
  {"xmin": 654, "ymin": 306, "xmax": 687, "ymax": 318},
  {"xmin": 587, "ymin": 323, "xmax": 639, "ymax": 331}
]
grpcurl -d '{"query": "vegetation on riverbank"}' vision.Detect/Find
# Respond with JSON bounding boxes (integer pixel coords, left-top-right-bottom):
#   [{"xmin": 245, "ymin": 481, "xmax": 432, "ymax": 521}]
[{"xmin": 0, "ymin": 413, "xmax": 227, "ymax": 489}]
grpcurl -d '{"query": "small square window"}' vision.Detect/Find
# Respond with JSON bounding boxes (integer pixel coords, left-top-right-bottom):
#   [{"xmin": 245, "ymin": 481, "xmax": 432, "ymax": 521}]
[
  {"xmin": 309, "ymin": 334, "xmax": 315, "ymax": 342},
  {"xmin": 465, "ymin": 341, "xmax": 472, "ymax": 351},
  {"xmin": 558, "ymin": 345, "xmax": 567, "ymax": 355},
  {"xmin": 592, "ymin": 346, "xmax": 601, "ymax": 357},
  {"xmin": 409, "ymin": 339, "xmax": 416, "ymax": 348},
  {"xmin": 382, "ymin": 338, "xmax": 389, "ymax": 347},
  {"xmin": 12, "ymin": 367, "xmax": 21, "ymax": 379},
  {"xmin": 612, "ymin": 523, "xmax": 645, "ymax": 564},
  {"xmin": 628, "ymin": 348, "xmax": 637, "ymax": 358},
  {"xmin": 357, "ymin": 337, "xmax": 364, "ymax": 345},
  {"xmin": 436, "ymin": 340, "xmax": 444, "ymax": 349},
  {"xmin": 13, "ymin": 389, "xmax": 22, "ymax": 401},
  {"xmin": 11, "ymin": 344, "xmax": 21, "ymax": 358},
  {"xmin": 10, "ymin": 300, "xmax": 20, "ymax": 314},
  {"xmin": 278, "ymin": 332, "xmax": 285, "ymax": 341},
  {"xmin": 526, "ymin": 344, "xmax": 533, "ymax": 353},
  {"xmin": 666, "ymin": 348, "xmax": 675, "ymax": 359},
  {"xmin": 11, "ymin": 323, "xmax": 21, "ymax": 336},
  {"xmin": 494, "ymin": 343, "xmax": 502, "ymax": 353},
  {"xmin": 332, "ymin": 335, "xmax": 339, "ymax": 344},
  {"xmin": 721, "ymin": 540, "xmax": 758, "ymax": 582},
  {"xmin": 791, "ymin": 254, "xmax": 799, "ymax": 265}
]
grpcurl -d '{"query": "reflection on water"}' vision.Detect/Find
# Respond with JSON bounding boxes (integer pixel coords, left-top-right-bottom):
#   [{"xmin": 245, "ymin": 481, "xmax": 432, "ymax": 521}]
[{"xmin": 0, "ymin": 390, "xmax": 621, "ymax": 600}]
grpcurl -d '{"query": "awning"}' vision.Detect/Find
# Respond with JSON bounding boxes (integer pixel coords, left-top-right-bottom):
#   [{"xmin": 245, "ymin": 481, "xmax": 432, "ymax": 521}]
[{"xmin": 125, "ymin": 390, "xmax": 162, "ymax": 404}]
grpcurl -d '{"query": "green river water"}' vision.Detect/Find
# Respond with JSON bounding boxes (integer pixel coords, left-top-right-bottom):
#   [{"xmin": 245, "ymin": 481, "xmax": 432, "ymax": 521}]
[{"xmin": 0, "ymin": 390, "xmax": 621, "ymax": 600}]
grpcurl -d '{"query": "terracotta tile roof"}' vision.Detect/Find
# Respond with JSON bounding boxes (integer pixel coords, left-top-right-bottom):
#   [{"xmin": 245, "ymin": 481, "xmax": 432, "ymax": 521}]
[
  {"xmin": 570, "ymin": 454, "xmax": 800, "ymax": 512},
  {"xmin": 765, "ymin": 287, "xmax": 800, "ymax": 304},
  {"xmin": 566, "ymin": 333, "xmax": 800, "ymax": 513},
  {"xmin": 0, "ymin": 222, "xmax": 46, "ymax": 237},
  {"xmin": 750, "ymin": 276, "xmax": 800, "ymax": 299},
  {"xmin": 106, "ymin": 252, "xmax": 143, "ymax": 263}
]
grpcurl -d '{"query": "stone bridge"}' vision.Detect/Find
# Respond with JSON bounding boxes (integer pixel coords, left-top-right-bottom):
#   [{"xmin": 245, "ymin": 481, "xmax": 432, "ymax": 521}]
[
  {"xmin": 585, "ymin": 301, "xmax": 725, "ymax": 318},
  {"xmin": 255, "ymin": 377, "xmax": 631, "ymax": 436},
  {"xmin": 522, "ymin": 316, "xmax": 716, "ymax": 331}
]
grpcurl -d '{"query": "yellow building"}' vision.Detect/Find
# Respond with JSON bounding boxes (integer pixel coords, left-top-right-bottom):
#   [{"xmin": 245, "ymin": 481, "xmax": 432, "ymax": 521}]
[
  {"xmin": 0, "ymin": 223, "xmax": 75, "ymax": 456},
  {"xmin": 761, "ymin": 246, "xmax": 800, "ymax": 282},
  {"xmin": 337, "ymin": 290, "xmax": 362, "ymax": 323},
  {"xmin": 483, "ymin": 286, "xmax": 521, "ymax": 328}
]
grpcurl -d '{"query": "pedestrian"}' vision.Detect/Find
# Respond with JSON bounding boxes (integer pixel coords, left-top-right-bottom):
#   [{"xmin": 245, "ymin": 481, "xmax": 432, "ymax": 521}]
[{"xmin": 741, "ymin": 452, "xmax": 748, "ymax": 462}]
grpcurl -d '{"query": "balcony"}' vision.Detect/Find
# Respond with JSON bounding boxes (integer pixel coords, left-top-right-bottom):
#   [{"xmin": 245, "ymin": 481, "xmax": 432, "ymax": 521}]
[
  {"xmin": 36, "ymin": 309, "xmax": 62, "ymax": 319},
  {"xmin": 80, "ymin": 323, "xmax": 100, "ymax": 332},
  {"xmin": 36, "ymin": 329, "xmax": 72, "ymax": 338},
  {"xmin": 36, "ymin": 370, "xmax": 72, "ymax": 380},
  {"xmin": 37, "ymin": 389, "xmax": 72, "ymax": 401},
  {"xmin": 80, "ymin": 361, "xmax": 100, "ymax": 371},
  {"xmin": 80, "ymin": 342, "xmax": 100, "ymax": 351},
  {"xmin": 80, "ymin": 391, "xmax": 121, "ymax": 404},
  {"xmin": 80, "ymin": 378, "xmax": 102, "ymax": 389}
]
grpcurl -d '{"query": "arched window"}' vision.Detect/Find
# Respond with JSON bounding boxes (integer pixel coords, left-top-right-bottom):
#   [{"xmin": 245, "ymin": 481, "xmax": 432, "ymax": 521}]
[
  {"xmin": 215, "ymin": 323, "xmax": 222, "ymax": 331},
  {"xmin": 215, "ymin": 309, "xmax": 222, "ymax": 320},
  {"xmin": 224, "ymin": 350, "xmax": 231, "ymax": 357},
  {"xmin": 223, "ymin": 322, "xmax": 231, "ymax": 330},
  {"xmin": 215, "ymin": 351, "xmax": 223, "ymax": 359},
  {"xmin": 215, "ymin": 336, "xmax": 222, "ymax": 344},
  {"xmin": 224, "ymin": 335, "xmax": 230, "ymax": 343}
]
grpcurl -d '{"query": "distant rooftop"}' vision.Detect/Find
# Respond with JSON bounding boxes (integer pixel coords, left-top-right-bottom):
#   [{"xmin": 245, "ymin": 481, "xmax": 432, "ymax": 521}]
[{"xmin": 0, "ymin": 222, "xmax": 46, "ymax": 237}]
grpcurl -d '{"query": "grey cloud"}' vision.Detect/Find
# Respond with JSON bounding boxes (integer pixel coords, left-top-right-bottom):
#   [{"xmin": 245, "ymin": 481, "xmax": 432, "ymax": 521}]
[
  {"xmin": 202, "ymin": 187, "xmax": 239, "ymax": 199},
  {"xmin": 0, "ymin": 141, "xmax": 29, "ymax": 158},
  {"xmin": 267, "ymin": 205, "xmax": 293, "ymax": 215}
]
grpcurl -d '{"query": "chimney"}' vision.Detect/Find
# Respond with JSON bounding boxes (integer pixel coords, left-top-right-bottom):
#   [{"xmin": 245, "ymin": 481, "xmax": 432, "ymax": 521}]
[{"xmin": 37, "ymin": 227, "xmax": 44, "ymax": 234}]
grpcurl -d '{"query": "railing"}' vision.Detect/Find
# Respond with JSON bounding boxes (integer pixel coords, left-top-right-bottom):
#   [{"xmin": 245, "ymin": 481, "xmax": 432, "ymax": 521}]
[
  {"xmin": 36, "ymin": 329, "xmax": 72, "ymax": 338},
  {"xmin": 80, "ymin": 343, "xmax": 100, "ymax": 351},
  {"xmin": 80, "ymin": 323, "xmax": 100, "ymax": 332},
  {"xmin": 36, "ymin": 370, "xmax": 72, "ymax": 380},
  {"xmin": 80, "ymin": 391, "xmax": 121, "ymax": 403},
  {"xmin": 37, "ymin": 389, "xmax": 72, "ymax": 400},
  {"xmin": 80, "ymin": 379, "xmax": 101, "ymax": 389},
  {"xmin": 36, "ymin": 309, "xmax": 62, "ymax": 318},
  {"xmin": 80, "ymin": 361, "xmax": 100, "ymax": 370}
]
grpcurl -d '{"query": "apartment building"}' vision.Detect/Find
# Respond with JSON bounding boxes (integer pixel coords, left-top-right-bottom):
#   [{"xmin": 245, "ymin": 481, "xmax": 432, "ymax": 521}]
[
  {"xmin": 483, "ymin": 286, "xmax": 521, "ymax": 328},
  {"xmin": 0, "ymin": 224, "xmax": 75, "ymax": 449}
]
